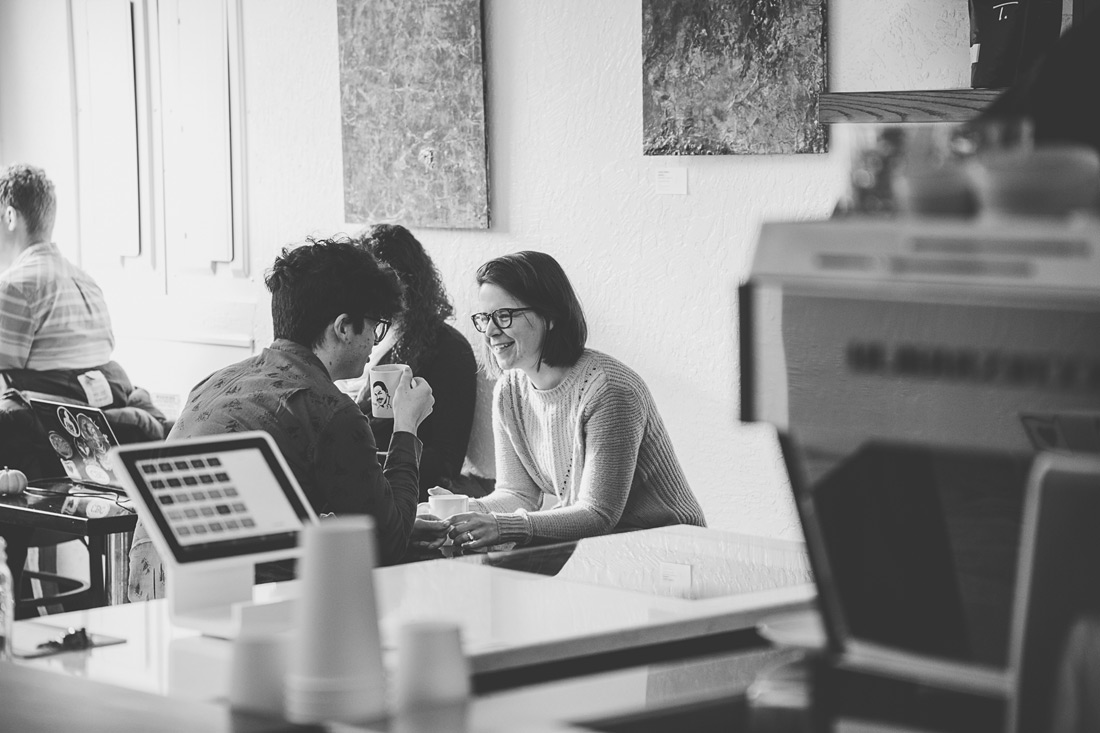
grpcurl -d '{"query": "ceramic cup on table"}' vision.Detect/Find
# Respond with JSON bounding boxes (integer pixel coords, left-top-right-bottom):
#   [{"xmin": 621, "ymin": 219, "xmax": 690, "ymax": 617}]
[
  {"xmin": 427, "ymin": 494, "xmax": 468, "ymax": 546},
  {"xmin": 366, "ymin": 364, "xmax": 408, "ymax": 418}
]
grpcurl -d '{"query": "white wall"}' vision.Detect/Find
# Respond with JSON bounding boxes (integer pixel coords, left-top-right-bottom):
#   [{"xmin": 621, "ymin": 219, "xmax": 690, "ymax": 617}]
[
  {"xmin": 1, "ymin": 0, "xmax": 971, "ymax": 539},
  {"xmin": 0, "ymin": 0, "xmax": 79, "ymax": 255}
]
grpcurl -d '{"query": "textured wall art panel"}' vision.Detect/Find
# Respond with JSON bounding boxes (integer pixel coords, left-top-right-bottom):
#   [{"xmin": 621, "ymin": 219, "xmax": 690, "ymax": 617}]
[
  {"xmin": 643, "ymin": 0, "xmax": 828, "ymax": 155},
  {"xmin": 338, "ymin": 0, "xmax": 489, "ymax": 228}
]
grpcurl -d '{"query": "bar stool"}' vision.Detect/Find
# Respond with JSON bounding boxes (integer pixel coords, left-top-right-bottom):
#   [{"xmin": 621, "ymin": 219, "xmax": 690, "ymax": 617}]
[{"xmin": 15, "ymin": 532, "xmax": 94, "ymax": 619}]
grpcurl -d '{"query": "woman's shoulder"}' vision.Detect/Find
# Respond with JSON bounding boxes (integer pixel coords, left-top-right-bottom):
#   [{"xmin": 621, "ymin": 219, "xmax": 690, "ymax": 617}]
[{"xmin": 580, "ymin": 349, "xmax": 647, "ymax": 390}]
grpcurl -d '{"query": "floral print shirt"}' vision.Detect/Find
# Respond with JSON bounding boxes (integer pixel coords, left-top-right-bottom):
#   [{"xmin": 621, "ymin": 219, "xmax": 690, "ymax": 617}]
[{"xmin": 172, "ymin": 338, "xmax": 421, "ymax": 562}]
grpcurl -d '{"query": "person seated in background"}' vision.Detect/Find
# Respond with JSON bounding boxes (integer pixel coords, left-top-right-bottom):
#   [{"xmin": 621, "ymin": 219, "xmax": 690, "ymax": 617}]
[
  {"xmin": 1, "ymin": 163, "xmax": 166, "ymax": 599},
  {"xmin": 343, "ymin": 224, "xmax": 477, "ymax": 501},
  {"xmin": 128, "ymin": 238, "xmax": 437, "ymax": 600},
  {"xmin": 0, "ymin": 163, "xmax": 165, "ymax": 440},
  {"xmin": 424, "ymin": 250, "xmax": 706, "ymax": 552}
]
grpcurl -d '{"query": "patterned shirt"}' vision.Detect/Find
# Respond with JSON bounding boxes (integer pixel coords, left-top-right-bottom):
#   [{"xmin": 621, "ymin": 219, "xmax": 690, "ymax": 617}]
[
  {"xmin": 170, "ymin": 339, "xmax": 422, "ymax": 565},
  {"xmin": 0, "ymin": 242, "xmax": 115, "ymax": 370}
]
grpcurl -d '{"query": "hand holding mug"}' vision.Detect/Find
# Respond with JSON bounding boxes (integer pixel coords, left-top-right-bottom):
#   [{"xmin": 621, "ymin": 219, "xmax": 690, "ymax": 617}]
[
  {"xmin": 390, "ymin": 368, "xmax": 434, "ymax": 433},
  {"xmin": 447, "ymin": 512, "xmax": 500, "ymax": 551}
]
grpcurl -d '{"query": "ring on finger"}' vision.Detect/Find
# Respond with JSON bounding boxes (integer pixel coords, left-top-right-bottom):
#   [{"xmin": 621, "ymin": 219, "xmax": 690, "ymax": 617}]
[{"xmin": 465, "ymin": 531, "xmax": 474, "ymax": 543}]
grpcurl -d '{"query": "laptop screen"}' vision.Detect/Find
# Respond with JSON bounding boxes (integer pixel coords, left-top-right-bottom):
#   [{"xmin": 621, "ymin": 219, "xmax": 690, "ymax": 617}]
[
  {"xmin": 785, "ymin": 435, "xmax": 1030, "ymax": 669},
  {"xmin": 111, "ymin": 433, "xmax": 316, "ymax": 565},
  {"xmin": 29, "ymin": 398, "xmax": 120, "ymax": 487}
]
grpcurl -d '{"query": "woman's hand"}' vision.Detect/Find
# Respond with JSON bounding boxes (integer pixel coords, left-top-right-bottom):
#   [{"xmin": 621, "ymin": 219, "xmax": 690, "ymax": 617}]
[{"xmin": 446, "ymin": 512, "xmax": 500, "ymax": 551}]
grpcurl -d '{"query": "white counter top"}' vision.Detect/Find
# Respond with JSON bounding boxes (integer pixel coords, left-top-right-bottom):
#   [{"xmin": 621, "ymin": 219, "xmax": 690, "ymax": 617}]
[{"xmin": 13, "ymin": 526, "xmax": 814, "ymax": 703}]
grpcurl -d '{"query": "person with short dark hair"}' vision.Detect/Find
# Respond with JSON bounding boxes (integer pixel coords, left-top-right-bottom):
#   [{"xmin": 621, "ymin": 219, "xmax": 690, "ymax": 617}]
[
  {"xmin": 349, "ymin": 224, "xmax": 477, "ymax": 499},
  {"xmin": 127, "ymin": 237, "xmax": 436, "ymax": 599},
  {"xmin": 429, "ymin": 251, "xmax": 705, "ymax": 550}
]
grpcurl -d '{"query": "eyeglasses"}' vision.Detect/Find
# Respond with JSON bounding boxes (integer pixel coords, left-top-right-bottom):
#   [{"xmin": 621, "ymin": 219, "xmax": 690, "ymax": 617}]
[
  {"xmin": 470, "ymin": 307, "xmax": 535, "ymax": 333},
  {"xmin": 371, "ymin": 318, "xmax": 391, "ymax": 344}
]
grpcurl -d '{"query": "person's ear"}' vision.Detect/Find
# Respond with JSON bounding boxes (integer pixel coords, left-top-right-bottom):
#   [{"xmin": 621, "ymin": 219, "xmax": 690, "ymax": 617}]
[{"xmin": 333, "ymin": 314, "xmax": 354, "ymax": 343}]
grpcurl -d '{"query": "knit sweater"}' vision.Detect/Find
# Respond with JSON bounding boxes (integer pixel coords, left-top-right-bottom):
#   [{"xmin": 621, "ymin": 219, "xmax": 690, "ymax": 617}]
[{"xmin": 474, "ymin": 349, "xmax": 706, "ymax": 543}]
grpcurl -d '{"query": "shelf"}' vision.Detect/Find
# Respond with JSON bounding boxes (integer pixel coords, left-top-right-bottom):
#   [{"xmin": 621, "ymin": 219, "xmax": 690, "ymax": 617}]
[{"xmin": 818, "ymin": 88, "xmax": 1004, "ymax": 124}]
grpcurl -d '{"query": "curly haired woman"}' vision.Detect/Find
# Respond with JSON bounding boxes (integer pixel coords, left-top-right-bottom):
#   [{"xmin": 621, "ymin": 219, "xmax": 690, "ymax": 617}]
[{"xmin": 349, "ymin": 224, "xmax": 477, "ymax": 500}]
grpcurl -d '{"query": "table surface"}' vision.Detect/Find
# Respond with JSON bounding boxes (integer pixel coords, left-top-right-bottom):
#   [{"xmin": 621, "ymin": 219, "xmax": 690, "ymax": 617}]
[
  {"xmin": 0, "ymin": 480, "xmax": 137, "ymax": 535},
  {"xmin": 12, "ymin": 525, "xmax": 814, "ymax": 706},
  {"xmin": 0, "ymin": 662, "xmax": 327, "ymax": 733}
]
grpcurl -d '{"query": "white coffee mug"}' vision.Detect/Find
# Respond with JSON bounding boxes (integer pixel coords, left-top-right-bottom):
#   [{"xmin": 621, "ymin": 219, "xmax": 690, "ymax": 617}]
[
  {"xmin": 366, "ymin": 364, "xmax": 408, "ymax": 418},
  {"xmin": 427, "ymin": 494, "xmax": 468, "ymax": 547},
  {"xmin": 427, "ymin": 494, "xmax": 468, "ymax": 521}
]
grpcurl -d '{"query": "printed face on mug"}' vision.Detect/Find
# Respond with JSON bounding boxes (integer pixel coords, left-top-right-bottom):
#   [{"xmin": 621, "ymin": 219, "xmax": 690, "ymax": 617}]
[
  {"xmin": 371, "ymin": 383, "xmax": 390, "ymax": 410},
  {"xmin": 366, "ymin": 364, "xmax": 406, "ymax": 418}
]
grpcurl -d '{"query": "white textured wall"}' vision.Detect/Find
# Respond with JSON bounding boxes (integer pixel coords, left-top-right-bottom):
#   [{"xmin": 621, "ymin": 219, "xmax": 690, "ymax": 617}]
[
  {"xmin": 1, "ymin": 0, "xmax": 973, "ymax": 540},
  {"xmin": 0, "ymin": 0, "xmax": 79, "ymax": 254}
]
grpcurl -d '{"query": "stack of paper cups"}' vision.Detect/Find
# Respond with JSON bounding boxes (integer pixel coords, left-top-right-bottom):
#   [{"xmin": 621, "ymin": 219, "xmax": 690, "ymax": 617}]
[
  {"xmin": 285, "ymin": 516, "xmax": 385, "ymax": 724},
  {"xmin": 393, "ymin": 620, "xmax": 470, "ymax": 711}
]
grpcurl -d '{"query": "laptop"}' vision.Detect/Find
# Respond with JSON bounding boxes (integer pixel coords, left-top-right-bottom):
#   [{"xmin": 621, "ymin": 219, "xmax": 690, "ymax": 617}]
[
  {"xmin": 27, "ymin": 396, "xmax": 123, "ymax": 490},
  {"xmin": 110, "ymin": 431, "xmax": 317, "ymax": 638},
  {"xmin": 780, "ymin": 432, "xmax": 1029, "ymax": 697},
  {"xmin": 1006, "ymin": 452, "xmax": 1100, "ymax": 733},
  {"xmin": 18, "ymin": 396, "xmax": 136, "ymax": 520}
]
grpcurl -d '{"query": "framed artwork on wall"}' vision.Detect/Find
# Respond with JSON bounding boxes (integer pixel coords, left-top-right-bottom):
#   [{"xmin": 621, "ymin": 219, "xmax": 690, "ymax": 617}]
[
  {"xmin": 642, "ymin": 0, "xmax": 828, "ymax": 155},
  {"xmin": 338, "ymin": 0, "xmax": 489, "ymax": 228}
]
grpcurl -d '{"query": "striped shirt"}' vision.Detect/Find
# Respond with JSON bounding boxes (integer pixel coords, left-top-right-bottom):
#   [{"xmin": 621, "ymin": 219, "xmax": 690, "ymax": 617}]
[
  {"xmin": 476, "ymin": 349, "xmax": 706, "ymax": 544},
  {"xmin": 0, "ymin": 243, "xmax": 114, "ymax": 370}
]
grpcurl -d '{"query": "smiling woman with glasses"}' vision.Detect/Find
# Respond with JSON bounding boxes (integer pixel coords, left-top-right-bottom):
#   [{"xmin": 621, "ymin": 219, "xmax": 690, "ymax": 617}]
[{"xmin": 422, "ymin": 250, "xmax": 706, "ymax": 553}]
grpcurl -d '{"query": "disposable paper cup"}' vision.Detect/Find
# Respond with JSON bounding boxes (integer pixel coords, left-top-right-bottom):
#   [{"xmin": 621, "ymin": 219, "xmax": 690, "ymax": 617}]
[
  {"xmin": 393, "ymin": 621, "xmax": 470, "ymax": 711},
  {"xmin": 367, "ymin": 364, "xmax": 407, "ymax": 418},
  {"xmin": 285, "ymin": 517, "xmax": 385, "ymax": 724},
  {"xmin": 227, "ymin": 632, "xmax": 289, "ymax": 716},
  {"xmin": 427, "ymin": 494, "xmax": 468, "ymax": 546}
]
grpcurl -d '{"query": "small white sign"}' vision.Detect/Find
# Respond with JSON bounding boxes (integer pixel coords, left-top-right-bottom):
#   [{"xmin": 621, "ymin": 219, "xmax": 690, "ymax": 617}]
[
  {"xmin": 655, "ymin": 167, "xmax": 688, "ymax": 195},
  {"xmin": 659, "ymin": 561, "xmax": 693, "ymax": 598},
  {"xmin": 77, "ymin": 370, "xmax": 114, "ymax": 408}
]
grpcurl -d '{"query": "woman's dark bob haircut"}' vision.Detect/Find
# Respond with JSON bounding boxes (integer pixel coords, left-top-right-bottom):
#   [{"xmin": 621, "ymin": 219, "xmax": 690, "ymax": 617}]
[{"xmin": 475, "ymin": 251, "xmax": 587, "ymax": 372}]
